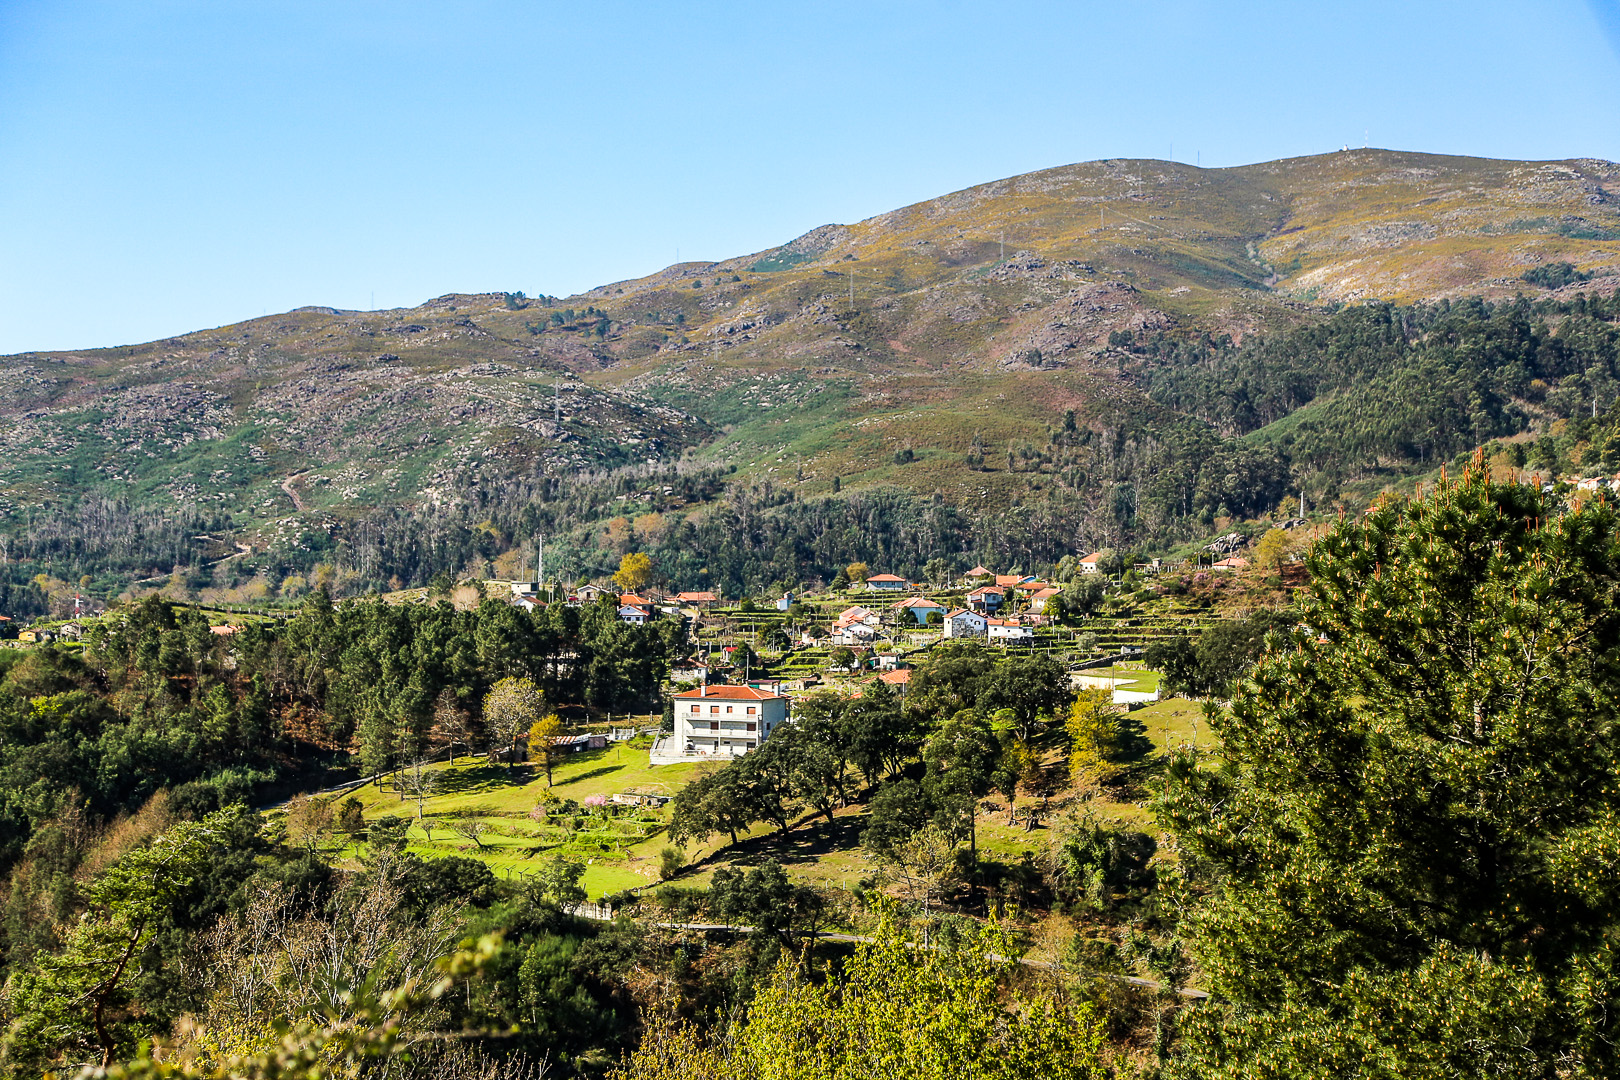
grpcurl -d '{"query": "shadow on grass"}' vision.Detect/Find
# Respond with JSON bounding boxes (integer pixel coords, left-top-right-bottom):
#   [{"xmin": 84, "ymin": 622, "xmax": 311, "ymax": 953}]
[
  {"xmin": 554, "ymin": 764, "xmax": 627, "ymax": 788},
  {"xmin": 707, "ymin": 812, "xmax": 870, "ymax": 869},
  {"xmin": 431, "ymin": 764, "xmax": 533, "ymax": 795}
]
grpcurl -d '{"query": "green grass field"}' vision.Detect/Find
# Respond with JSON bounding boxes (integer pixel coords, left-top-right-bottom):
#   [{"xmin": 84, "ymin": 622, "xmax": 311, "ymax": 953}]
[
  {"xmin": 319, "ymin": 695, "xmax": 1218, "ymax": 900},
  {"xmin": 330, "ymin": 741, "xmax": 710, "ymax": 896}
]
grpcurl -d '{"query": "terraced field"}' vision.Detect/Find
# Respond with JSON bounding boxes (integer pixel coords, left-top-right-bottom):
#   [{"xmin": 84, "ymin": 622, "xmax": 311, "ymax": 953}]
[
  {"xmin": 332, "ymin": 740, "xmax": 706, "ymax": 896},
  {"xmin": 314, "ymin": 685, "xmax": 1216, "ymax": 901}
]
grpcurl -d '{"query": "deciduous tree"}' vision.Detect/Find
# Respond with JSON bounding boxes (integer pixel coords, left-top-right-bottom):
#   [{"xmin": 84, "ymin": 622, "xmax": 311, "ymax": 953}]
[
  {"xmin": 613, "ymin": 551, "xmax": 655, "ymax": 592},
  {"xmin": 483, "ymin": 676, "xmax": 543, "ymax": 770},
  {"xmin": 527, "ymin": 712, "xmax": 564, "ymax": 787}
]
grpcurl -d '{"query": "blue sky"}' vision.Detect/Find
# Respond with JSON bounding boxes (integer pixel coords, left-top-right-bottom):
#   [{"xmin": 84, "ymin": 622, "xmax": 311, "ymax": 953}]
[{"xmin": 2, "ymin": 0, "xmax": 1618, "ymax": 353}]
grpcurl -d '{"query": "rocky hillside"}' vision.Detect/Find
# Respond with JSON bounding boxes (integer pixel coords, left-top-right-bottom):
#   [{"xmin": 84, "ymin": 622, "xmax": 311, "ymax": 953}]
[{"xmin": 2, "ymin": 149, "xmax": 1617, "ymax": 592}]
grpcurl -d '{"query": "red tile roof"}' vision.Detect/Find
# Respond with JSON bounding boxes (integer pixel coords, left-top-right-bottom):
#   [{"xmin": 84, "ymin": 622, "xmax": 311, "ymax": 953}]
[
  {"xmin": 866, "ymin": 573, "xmax": 906, "ymax": 583},
  {"xmin": 673, "ymin": 685, "xmax": 784, "ymax": 701},
  {"xmin": 878, "ymin": 669, "xmax": 912, "ymax": 685}
]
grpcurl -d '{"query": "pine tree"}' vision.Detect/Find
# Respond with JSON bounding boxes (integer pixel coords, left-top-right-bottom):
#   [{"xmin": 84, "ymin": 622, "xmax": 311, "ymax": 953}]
[{"xmin": 1159, "ymin": 466, "xmax": 1620, "ymax": 1077}]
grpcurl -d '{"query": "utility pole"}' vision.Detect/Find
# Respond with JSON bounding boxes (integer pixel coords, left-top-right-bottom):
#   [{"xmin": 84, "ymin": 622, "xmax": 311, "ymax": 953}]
[
  {"xmin": 1000, "ymin": 231, "xmax": 1005, "ymax": 260},
  {"xmin": 554, "ymin": 382, "xmax": 561, "ymax": 424},
  {"xmin": 537, "ymin": 535, "xmax": 544, "ymax": 589}
]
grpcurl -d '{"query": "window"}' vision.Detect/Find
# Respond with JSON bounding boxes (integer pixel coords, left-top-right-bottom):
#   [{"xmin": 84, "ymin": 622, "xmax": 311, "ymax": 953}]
[
  {"xmin": 747, "ymin": 722, "xmax": 756, "ymax": 731},
  {"xmin": 726, "ymin": 706, "xmax": 734, "ymax": 713},
  {"xmin": 710, "ymin": 706, "xmax": 720, "ymax": 714},
  {"xmin": 690, "ymin": 705, "xmax": 700, "ymax": 712},
  {"xmin": 746, "ymin": 706, "xmax": 756, "ymax": 715},
  {"xmin": 710, "ymin": 722, "xmax": 719, "ymax": 730}
]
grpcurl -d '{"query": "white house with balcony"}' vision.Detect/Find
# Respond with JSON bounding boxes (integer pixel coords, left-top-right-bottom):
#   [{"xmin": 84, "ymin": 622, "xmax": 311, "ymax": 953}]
[{"xmin": 654, "ymin": 684, "xmax": 788, "ymax": 763}]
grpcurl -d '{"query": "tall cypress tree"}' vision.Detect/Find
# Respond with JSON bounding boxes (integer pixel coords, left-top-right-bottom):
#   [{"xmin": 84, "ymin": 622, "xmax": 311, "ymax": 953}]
[{"xmin": 1161, "ymin": 466, "xmax": 1620, "ymax": 1077}]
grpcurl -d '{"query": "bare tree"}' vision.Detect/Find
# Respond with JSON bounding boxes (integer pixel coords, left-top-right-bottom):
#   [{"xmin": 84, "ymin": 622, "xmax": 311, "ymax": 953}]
[
  {"xmin": 397, "ymin": 760, "xmax": 439, "ymax": 822},
  {"xmin": 283, "ymin": 794, "xmax": 334, "ymax": 853},
  {"xmin": 430, "ymin": 687, "xmax": 477, "ymax": 765},
  {"xmin": 192, "ymin": 860, "xmax": 459, "ymax": 1033},
  {"xmin": 445, "ymin": 812, "xmax": 492, "ymax": 851},
  {"xmin": 870, "ymin": 823, "xmax": 961, "ymax": 914}
]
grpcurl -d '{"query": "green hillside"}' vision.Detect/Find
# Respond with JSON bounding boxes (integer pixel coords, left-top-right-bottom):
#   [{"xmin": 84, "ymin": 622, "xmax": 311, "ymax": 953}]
[{"xmin": 2, "ymin": 150, "xmax": 1618, "ymax": 605}]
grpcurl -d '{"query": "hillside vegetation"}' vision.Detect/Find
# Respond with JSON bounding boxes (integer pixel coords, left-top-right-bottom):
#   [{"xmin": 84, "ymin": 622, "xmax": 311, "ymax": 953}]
[{"xmin": 2, "ymin": 151, "xmax": 1619, "ymax": 607}]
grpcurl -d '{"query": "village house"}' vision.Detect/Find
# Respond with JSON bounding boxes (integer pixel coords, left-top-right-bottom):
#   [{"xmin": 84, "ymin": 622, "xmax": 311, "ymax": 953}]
[
  {"xmin": 672, "ymin": 590, "xmax": 719, "ymax": 608},
  {"xmin": 576, "ymin": 584, "xmax": 612, "ymax": 604},
  {"xmin": 1027, "ymin": 586, "xmax": 1060, "ymax": 613},
  {"xmin": 987, "ymin": 617, "xmax": 1034, "ymax": 643},
  {"xmin": 830, "ymin": 620, "xmax": 880, "ymax": 646},
  {"xmin": 966, "ymin": 585, "xmax": 1004, "ymax": 613},
  {"xmin": 618, "ymin": 594, "xmax": 654, "ymax": 623},
  {"xmin": 1211, "ymin": 555, "xmax": 1250, "ymax": 572},
  {"xmin": 1077, "ymin": 552, "xmax": 1105, "ymax": 575},
  {"xmin": 668, "ymin": 684, "xmax": 787, "ymax": 758},
  {"xmin": 964, "ymin": 565, "xmax": 994, "ymax": 583},
  {"xmin": 891, "ymin": 596, "xmax": 946, "ymax": 625},
  {"xmin": 831, "ymin": 605, "xmax": 882, "ymax": 642},
  {"xmin": 994, "ymin": 574, "xmax": 1033, "ymax": 590},
  {"xmin": 942, "ymin": 608, "xmax": 989, "ymax": 638},
  {"xmin": 865, "ymin": 573, "xmax": 908, "ymax": 592},
  {"xmin": 877, "ymin": 668, "xmax": 912, "ymax": 692}
]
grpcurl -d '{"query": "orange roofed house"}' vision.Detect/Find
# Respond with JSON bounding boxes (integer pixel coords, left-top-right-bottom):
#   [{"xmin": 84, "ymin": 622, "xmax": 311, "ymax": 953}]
[
  {"xmin": 669, "ymin": 684, "xmax": 787, "ymax": 758},
  {"xmin": 866, "ymin": 573, "xmax": 908, "ymax": 592}
]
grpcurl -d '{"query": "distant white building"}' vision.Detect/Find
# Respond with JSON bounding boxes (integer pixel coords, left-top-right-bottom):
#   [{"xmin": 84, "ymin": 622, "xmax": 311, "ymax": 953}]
[
  {"xmin": 668, "ymin": 684, "xmax": 788, "ymax": 758},
  {"xmin": 831, "ymin": 605, "xmax": 882, "ymax": 644},
  {"xmin": 987, "ymin": 618, "xmax": 1034, "ymax": 642},
  {"xmin": 942, "ymin": 608, "xmax": 988, "ymax": 638}
]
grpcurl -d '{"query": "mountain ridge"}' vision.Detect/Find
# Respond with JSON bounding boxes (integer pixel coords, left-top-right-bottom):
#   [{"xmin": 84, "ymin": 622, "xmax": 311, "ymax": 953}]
[{"xmin": 3, "ymin": 148, "xmax": 1619, "ymax": 599}]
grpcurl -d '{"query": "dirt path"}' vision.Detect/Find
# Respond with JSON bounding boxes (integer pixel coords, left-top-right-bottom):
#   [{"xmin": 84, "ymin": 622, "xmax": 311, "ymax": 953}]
[{"xmin": 280, "ymin": 472, "xmax": 309, "ymax": 512}]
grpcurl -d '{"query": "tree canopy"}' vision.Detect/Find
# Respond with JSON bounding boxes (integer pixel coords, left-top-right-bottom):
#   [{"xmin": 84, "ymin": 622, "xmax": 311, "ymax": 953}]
[{"xmin": 1159, "ymin": 467, "xmax": 1620, "ymax": 1077}]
